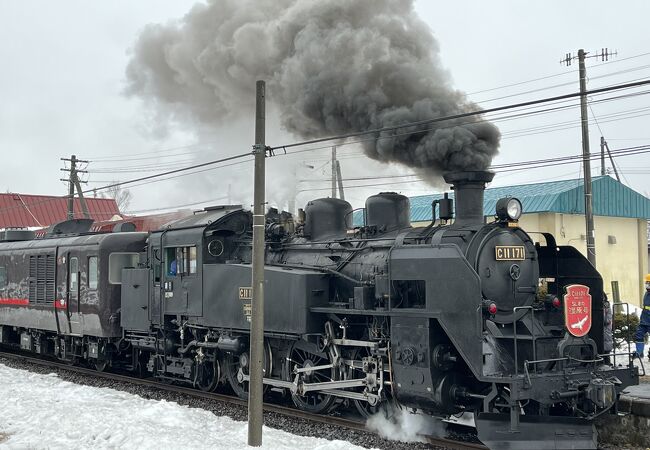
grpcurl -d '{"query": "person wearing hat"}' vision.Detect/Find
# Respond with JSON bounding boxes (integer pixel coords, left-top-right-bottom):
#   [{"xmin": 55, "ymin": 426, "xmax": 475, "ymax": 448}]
[{"xmin": 634, "ymin": 274, "xmax": 650, "ymax": 358}]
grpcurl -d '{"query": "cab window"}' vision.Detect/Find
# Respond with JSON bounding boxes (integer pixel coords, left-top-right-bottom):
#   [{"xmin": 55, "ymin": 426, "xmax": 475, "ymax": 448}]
[
  {"xmin": 165, "ymin": 248, "xmax": 177, "ymax": 276},
  {"xmin": 108, "ymin": 253, "xmax": 139, "ymax": 284},
  {"xmin": 0, "ymin": 266, "xmax": 6, "ymax": 289},
  {"xmin": 154, "ymin": 261, "xmax": 161, "ymax": 284},
  {"xmin": 165, "ymin": 246, "xmax": 197, "ymax": 276}
]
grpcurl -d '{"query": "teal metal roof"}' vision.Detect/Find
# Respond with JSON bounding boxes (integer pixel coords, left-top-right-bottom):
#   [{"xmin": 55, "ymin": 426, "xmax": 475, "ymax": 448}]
[{"xmin": 353, "ymin": 176, "xmax": 650, "ymax": 226}]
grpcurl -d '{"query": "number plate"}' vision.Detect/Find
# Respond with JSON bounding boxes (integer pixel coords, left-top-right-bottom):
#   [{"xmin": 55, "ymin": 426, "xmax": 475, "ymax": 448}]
[{"xmin": 495, "ymin": 245, "xmax": 525, "ymax": 261}]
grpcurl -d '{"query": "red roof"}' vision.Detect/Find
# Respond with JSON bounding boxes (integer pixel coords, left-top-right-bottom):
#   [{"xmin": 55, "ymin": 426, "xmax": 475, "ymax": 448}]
[
  {"xmin": 0, "ymin": 193, "xmax": 120, "ymax": 229},
  {"xmin": 90, "ymin": 210, "xmax": 192, "ymax": 232}
]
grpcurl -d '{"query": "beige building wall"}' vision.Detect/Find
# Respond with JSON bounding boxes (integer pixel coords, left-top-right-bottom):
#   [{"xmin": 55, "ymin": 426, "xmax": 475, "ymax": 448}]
[
  {"xmin": 413, "ymin": 213, "xmax": 648, "ymax": 307},
  {"xmin": 528, "ymin": 213, "xmax": 647, "ymax": 307}
]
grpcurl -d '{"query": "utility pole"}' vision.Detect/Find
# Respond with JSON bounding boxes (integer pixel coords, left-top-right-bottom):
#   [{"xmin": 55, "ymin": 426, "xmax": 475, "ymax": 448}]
[
  {"xmin": 560, "ymin": 48, "xmax": 616, "ymax": 267},
  {"xmin": 578, "ymin": 49, "xmax": 596, "ymax": 267},
  {"xmin": 248, "ymin": 80, "xmax": 266, "ymax": 447},
  {"xmin": 335, "ymin": 160, "xmax": 345, "ymax": 200},
  {"xmin": 60, "ymin": 154, "xmax": 90, "ymax": 219},
  {"xmin": 331, "ymin": 146, "xmax": 337, "ymax": 198},
  {"xmin": 603, "ymin": 139, "xmax": 621, "ymax": 182},
  {"xmin": 600, "ymin": 136, "xmax": 606, "ymax": 176}
]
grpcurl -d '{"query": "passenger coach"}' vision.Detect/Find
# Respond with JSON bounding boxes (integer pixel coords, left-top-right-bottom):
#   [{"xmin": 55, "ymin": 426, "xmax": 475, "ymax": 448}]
[{"xmin": 0, "ymin": 221, "xmax": 146, "ymax": 368}]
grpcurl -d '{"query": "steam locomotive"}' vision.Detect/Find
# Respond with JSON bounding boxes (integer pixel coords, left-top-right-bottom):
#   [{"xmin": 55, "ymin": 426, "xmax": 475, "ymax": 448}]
[{"xmin": 0, "ymin": 170, "xmax": 639, "ymax": 450}]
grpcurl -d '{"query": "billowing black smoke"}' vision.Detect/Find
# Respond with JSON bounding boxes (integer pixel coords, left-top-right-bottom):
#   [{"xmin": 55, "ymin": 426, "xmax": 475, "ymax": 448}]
[{"xmin": 125, "ymin": 0, "xmax": 500, "ymax": 179}]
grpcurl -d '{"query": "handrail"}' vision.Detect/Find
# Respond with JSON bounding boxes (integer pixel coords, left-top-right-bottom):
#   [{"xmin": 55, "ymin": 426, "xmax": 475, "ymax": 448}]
[{"xmin": 598, "ymin": 351, "xmax": 646, "ymax": 376}]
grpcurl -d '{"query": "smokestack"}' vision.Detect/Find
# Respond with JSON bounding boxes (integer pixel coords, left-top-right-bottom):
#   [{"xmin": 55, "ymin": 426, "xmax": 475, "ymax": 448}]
[{"xmin": 443, "ymin": 171, "xmax": 494, "ymax": 226}]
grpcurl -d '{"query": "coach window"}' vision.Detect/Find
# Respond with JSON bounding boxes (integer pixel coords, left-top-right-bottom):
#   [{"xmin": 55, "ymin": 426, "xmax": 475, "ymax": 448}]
[
  {"xmin": 0, "ymin": 266, "xmax": 6, "ymax": 290},
  {"xmin": 108, "ymin": 253, "xmax": 139, "ymax": 285},
  {"xmin": 69, "ymin": 257, "xmax": 79, "ymax": 292},
  {"xmin": 88, "ymin": 256, "xmax": 98, "ymax": 289}
]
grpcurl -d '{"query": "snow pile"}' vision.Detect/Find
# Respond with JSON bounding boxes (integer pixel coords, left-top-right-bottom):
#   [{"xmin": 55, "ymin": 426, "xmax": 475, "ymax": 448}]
[
  {"xmin": 0, "ymin": 363, "xmax": 369, "ymax": 450},
  {"xmin": 611, "ymin": 341, "xmax": 644, "ymax": 368}
]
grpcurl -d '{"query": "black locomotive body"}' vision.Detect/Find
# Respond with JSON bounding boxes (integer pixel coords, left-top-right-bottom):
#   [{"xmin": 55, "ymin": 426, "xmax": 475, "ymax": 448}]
[{"xmin": 0, "ymin": 171, "xmax": 640, "ymax": 450}]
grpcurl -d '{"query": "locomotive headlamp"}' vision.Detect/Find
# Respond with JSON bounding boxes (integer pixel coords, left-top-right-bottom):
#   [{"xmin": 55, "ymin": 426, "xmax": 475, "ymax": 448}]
[{"xmin": 496, "ymin": 197, "xmax": 523, "ymax": 221}]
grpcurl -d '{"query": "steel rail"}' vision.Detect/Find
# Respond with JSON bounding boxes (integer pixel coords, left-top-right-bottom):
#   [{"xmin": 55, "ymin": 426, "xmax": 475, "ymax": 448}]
[{"xmin": 0, "ymin": 350, "xmax": 488, "ymax": 450}]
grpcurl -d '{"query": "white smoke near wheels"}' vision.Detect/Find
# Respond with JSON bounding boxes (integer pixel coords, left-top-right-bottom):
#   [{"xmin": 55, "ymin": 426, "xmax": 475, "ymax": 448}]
[
  {"xmin": 125, "ymin": 0, "xmax": 499, "ymax": 181},
  {"xmin": 366, "ymin": 408, "xmax": 447, "ymax": 443}
]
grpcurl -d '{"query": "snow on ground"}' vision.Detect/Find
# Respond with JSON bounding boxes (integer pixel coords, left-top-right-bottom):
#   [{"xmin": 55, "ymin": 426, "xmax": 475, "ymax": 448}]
[
  {"xmin": 0, "ymin": 363, "xmax": 372, "ymax": 450},
  {"xmin": 612, "ymin": 341, "xmax": 646, "ymax": 370}
]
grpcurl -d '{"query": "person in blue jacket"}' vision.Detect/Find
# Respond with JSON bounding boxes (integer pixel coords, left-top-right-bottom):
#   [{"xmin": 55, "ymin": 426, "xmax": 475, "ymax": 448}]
[{"xmin": 634, "ymin": 274, "xmax": 650, "ymax": 358}]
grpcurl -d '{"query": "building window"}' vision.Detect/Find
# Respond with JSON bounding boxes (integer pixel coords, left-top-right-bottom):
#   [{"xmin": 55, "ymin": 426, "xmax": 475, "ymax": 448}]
[
  {"xmin": 109, "ymin": 253, "xmax": 139, "ymax": 285},
  {"xmin": 0, "ymin": 266, "xmax": 6, "ymax": 289},
  {"xmin": 165, "ymin": 246, "xmax": 197, "ymax": 277},
  {"xmin": 69, "ymin": 257, "xmax": 79, "ymax": 292},
  {"xmin": 88, "ymin": 256, "xmax": 98, "ymax": 289}
]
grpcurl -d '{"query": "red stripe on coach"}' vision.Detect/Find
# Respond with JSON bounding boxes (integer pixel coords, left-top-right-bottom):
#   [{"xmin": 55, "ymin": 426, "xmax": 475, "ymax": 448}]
[{"xmin": 0, "ymin": 298, "xmax": 29, "ymax": 306}]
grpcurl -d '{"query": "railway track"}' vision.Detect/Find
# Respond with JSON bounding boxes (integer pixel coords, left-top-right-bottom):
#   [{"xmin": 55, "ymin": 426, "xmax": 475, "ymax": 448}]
[{"xmin": 0, "ymin": 350, "xmax": 487, "ymax": 450}]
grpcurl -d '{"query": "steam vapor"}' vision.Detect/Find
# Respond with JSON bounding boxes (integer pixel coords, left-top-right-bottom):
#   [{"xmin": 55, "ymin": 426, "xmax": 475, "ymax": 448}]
[
  {"xmin": 366, "ymin": 408, "xmax": 446, "ymax": 443},
  {"xmin": 125, "ymin": 0, "xmax": 500, "ymax": 180}
]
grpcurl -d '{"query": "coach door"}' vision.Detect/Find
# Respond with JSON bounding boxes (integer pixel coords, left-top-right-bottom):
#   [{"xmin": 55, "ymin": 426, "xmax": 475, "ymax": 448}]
[
  {"xmin": 64, "ymin": 254, "xmax": 82, "ymax": 335},
  {"xmin": 150, "ymin": 246, "xmax": 162, "ymax": 325}
]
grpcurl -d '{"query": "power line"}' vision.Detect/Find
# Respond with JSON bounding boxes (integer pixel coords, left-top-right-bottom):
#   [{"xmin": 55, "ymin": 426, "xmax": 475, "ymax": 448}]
[
  {"xmin": 0, "ymin": 153, "xmax": 252, "ymax": 218},
  {"xmin": 84, "ymin": 152, "xmax": 250, "ymax": 195},
  {"xmin": 465, "ymin": 51, "xmax": 650, "ymax": 97},
  {"xmin": 7, "ymin": 80, "xmax": 650, "ymax": 218},
  {"xmin": 80, "ymin": 63, "xmax": 650, "ymax": 167},
  {"xmin": 269, "ymin": 78, "xmax": 650, "ymax": 153},
  {"xmin": 89, "ymin": 141, "xmax": 221, "ymax": 162},
  {"xmin": 296, "ymin": 144, "xmax": 650, "ymax": 192},
  {"xmin": 4, "ymin": 143, "xmax": 649, "ymax": 219},
  {"xmin": 89, "ymin": 157, "xmax": 254, "ymax": 191},
  {"xmin": 473, "ymin": 64, "xmax": 650, "ymax": 104},
  {"xmin": 124, "ymin": 195, "xmax": 229, "ymax": 214},
  {"xmin": 274, "ymin": 87, "xmax": 650, "ymax": 159},
  {"xmin": 80, "ymin": 56, "xmax": 650, "ymax": 166}
]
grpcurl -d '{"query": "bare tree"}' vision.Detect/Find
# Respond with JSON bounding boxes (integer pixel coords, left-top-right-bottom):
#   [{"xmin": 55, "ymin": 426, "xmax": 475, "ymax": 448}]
[{"xmin": 103, "ymin": 184, "xmax": 132, "ymax": 212}]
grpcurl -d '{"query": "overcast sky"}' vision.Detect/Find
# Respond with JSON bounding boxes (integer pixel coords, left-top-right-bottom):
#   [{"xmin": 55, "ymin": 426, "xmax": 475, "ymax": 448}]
[{"xmin": 1, "ymin": 1, "xmax": 649, "ymax": 215}]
